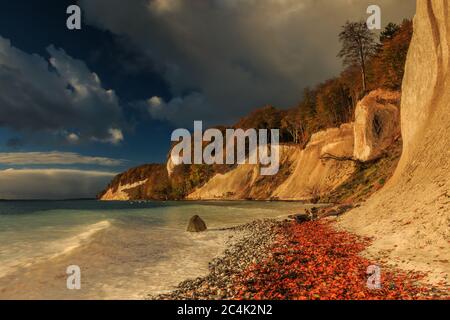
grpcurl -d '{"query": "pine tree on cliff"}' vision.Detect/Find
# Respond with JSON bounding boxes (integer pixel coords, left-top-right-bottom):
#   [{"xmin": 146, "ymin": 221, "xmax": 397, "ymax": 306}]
[
  {"xmin": 379, "ymin": 22, "xmax": 401, "ymax": 42},
  {"xmin": 338, "ymin": 21, "xmax": 377, "ymax": 95}
]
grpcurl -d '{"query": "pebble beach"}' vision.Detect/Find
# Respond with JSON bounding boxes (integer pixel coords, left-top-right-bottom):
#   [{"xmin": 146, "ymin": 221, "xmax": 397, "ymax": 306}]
[{"xmin": 150, "ymin": 217, "xmax": 449, "ymax": 300}]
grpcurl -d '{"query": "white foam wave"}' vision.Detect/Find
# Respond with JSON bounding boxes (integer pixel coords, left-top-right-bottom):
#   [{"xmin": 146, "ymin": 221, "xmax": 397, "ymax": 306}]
[{"xmin": 0, "ymin": 220, "xmax": 111, "ymax": 279}]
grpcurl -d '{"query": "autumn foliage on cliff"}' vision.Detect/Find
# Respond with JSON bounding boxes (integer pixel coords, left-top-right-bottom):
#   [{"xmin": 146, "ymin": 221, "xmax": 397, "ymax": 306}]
[
  {"xmin": 280, "ymin": 20, "xmax": 413, "ymax": 145},
  {"xmin": 369, "ymin": 20, "xmax": 414, "ymax": 90},
  {"xmin": 236, "ymin": 20, "xmax": 413, "ymax": 147}
]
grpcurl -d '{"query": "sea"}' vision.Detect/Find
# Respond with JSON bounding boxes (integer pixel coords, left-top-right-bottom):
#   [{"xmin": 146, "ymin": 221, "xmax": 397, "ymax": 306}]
[{"xmin": 0, "ymin": 200, "xmax": 307, "ymax": 299}]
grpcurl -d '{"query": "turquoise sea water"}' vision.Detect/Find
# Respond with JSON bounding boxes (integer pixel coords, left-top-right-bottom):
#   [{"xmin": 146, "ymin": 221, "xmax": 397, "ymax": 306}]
[{"xmin": 0, "ymin": 200, "xmax": 305, "ymax": 299}]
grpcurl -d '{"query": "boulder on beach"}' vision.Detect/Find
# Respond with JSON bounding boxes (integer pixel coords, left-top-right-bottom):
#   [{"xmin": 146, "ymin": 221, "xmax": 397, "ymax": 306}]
[
  {"xmin": 293, "ymin": 213, "xmax": 311, "ymax": 224},
  {"xmin": 187, "ymin": 215, "xmax": 207, "ymax": 232}
]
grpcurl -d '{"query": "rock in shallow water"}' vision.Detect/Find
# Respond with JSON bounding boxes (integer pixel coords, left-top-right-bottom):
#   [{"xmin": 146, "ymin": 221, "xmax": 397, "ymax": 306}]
[{"xmin": 187, "ymin": 215, "xmax": 207, "ymax": 232}]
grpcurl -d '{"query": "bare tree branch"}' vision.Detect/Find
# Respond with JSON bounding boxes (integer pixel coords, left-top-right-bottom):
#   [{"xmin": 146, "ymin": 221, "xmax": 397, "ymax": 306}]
[{"xmin": 319, "ymin": 153, "xmax": 361, "ymax": 163}]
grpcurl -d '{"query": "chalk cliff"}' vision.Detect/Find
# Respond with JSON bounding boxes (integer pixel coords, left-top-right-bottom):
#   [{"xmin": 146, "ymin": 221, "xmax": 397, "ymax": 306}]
[
  {"xmin": 353, "ymin": 90, "xmax": 401, "ymax": 162},
  {"xmin": 98, "ymin": 164, "xmax": 171, "ymax": 201},
  {"xmin": 101, "ymin": 90, "xmax": 401, "ymax": 202},
  {"xmin": 339, "ymin": 0, "xmax": 450, "ymax": 284},
  {"xmin": 101, "ymin": 179, "xmax": 149, "ymax": 201},
  {"xmin": 270, "ymin": 124, "xmax": 356, "ymax": 201},
  {"xmin": 187, "ymin": 145, "xmax": 302, "ymax": 200},
  {"xmin": 187, "ymin": 95, "xmax": 401, "ymax": 202}
]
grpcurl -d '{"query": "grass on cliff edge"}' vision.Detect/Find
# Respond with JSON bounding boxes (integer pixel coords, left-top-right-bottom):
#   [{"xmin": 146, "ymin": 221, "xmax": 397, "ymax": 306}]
[{"xmin": 321, "ymin": 138, "xmax": 402, "ymax": 205}]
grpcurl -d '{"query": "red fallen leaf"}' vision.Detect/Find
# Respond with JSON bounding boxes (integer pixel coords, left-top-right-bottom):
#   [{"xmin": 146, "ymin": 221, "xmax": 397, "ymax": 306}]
[{"xmin": 233, "ymin": 221, "xmax": 449, "ymax": 300}]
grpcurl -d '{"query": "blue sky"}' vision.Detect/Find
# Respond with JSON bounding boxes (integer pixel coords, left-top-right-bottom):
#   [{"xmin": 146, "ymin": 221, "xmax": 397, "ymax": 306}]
[{"xmin": 0, "ymin": 0, "xmax": 415, "ymax": 199}]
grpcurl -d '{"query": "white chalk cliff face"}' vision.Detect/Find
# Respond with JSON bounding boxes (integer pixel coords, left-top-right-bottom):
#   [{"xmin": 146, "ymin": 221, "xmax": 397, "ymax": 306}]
[
  {"xmin": 187, "ymin": 145, "xmax": 302, "ymax": 200},
  {"xmin": 101, "ymin": 179, "xmax": 148, "ymax": 201},
  {"xmin": 185, "ymin": 92, "xmax": 403, "ymax": 201},
  {"xmin": 353, "ymin": 90, "xmax": 401, "ymax": 162},
  {"xmin": 187, "ymin": 124, "xmax": 358, "ymax": 201},
  {"xmin": 272, "ymin": 124, "xmax": 356, "ymax": 200},
  {"xmin": 339, "ymin": 0, "xmax": 450, "ymax": 284}
]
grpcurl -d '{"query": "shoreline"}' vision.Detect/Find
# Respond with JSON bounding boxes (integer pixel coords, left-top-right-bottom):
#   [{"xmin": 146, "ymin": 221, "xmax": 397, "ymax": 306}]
[
  {"xmin": 149, "ymin": 219, "xmax": 285, "ymax": 300},
  {"xmin": 151, "ymin": 217, "xmax": 449, "ymax": 300}
]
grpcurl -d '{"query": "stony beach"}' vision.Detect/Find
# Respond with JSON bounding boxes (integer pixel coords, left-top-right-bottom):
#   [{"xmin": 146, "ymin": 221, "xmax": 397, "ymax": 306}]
[
  {"xmin": 149, "ymin": 216, "xmax": 449, "ymax": 300},
  {"xmin": 150, "ymin": 219, "xmax": 285, "ymax": 300}
]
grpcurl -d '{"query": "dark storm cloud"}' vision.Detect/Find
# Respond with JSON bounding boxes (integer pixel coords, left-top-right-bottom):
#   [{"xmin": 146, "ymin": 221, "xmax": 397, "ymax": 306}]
[
  {"xmin": 80, "ymin": 0, "xmax": 416, "ymax": 127},
  {"xmin": 0, "ymin": 168, "xmax": 115, "ymax": 199},
  {"xmin": 0, "ymin": 36, "xmax": 124, "ymax": 144}
]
